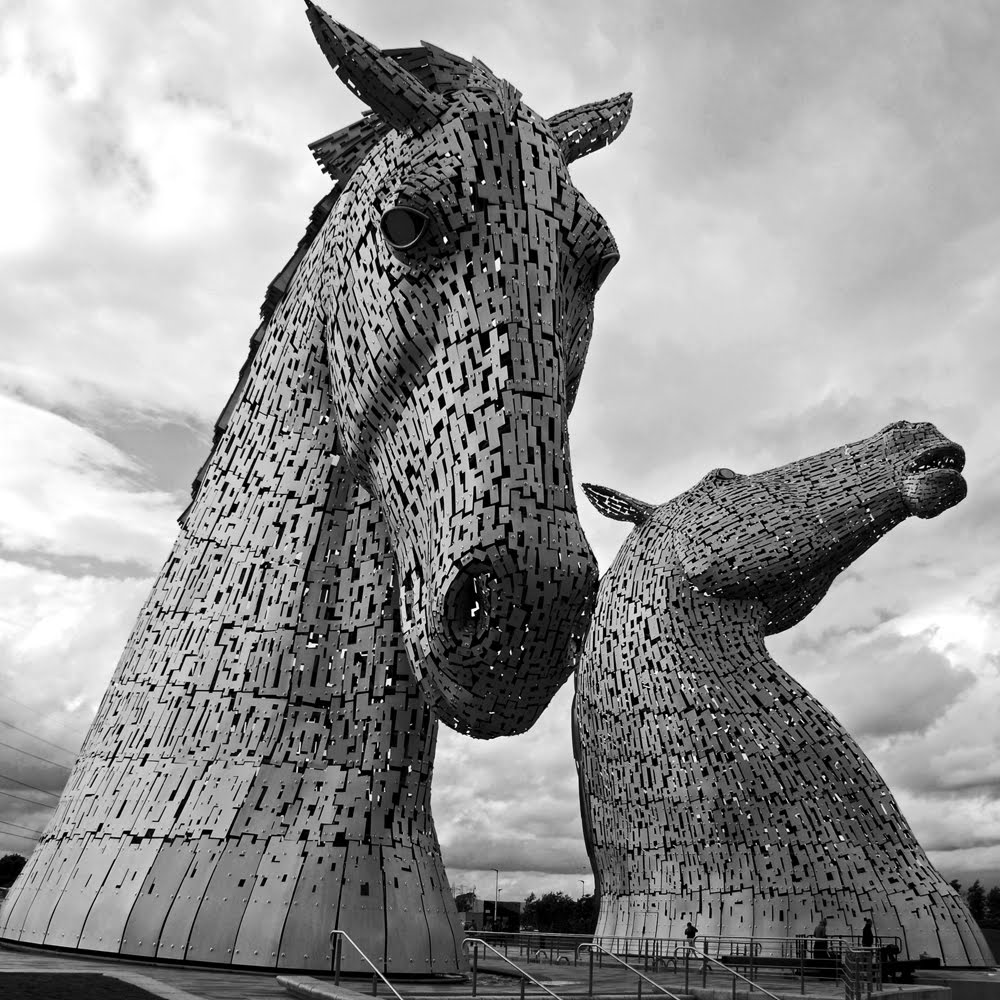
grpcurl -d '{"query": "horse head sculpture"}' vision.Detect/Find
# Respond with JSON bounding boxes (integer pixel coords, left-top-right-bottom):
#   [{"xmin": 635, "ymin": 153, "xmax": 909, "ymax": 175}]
[
  {"xmin": 0, "ymin": 9, "xmax": 632, "ymax": 974},
  {"xmin": 306, "ymin": 4, "xmax": 630, "ymax": 734},
  {"xmin": 574, "ymin": 422, "xmax": 991, "ymax": 965}
]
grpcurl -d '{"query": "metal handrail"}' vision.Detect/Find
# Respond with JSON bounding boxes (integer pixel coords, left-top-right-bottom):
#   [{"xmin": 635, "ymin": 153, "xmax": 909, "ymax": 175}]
[
  {"xmin": 841, "ymin": 946, "xmax": 882, "ymax": 1000},
  {"xmin": 578, "ymin": 944, "xmax": 686, "ymax": 1000},
  {"xmin": 589, "ymin": 933, "xmax": 902, "ymax": 952},
  {"xmin": 679, "ymin": 946, "xmax": 784, "ymax": 1000},
  {"xmin": 463, "ymin": 937, "xmax": 566, "ymax": 1000},
  {"xmin": 475, "ymin": 930, "xmax": 904, "ymax": 961},
  {"xmin": 573, "ymin": 941, "xmax": 680, "ymax": 972},
  {"xmin": 329, "ymin": 929, "xmax": 405, "ymax": 1000}
]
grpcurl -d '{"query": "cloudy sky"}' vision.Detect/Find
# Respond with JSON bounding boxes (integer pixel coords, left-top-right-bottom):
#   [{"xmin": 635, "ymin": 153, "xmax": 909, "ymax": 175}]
[{"xmin": 1, "ymin": 0, "xmax": 999, "ymax": 908}]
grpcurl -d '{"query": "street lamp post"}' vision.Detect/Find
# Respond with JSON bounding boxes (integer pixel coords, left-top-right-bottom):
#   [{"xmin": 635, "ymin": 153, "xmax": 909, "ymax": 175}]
[{"xmin": 492, "ymin": 868, "xmax": 500, "ymax": 931}]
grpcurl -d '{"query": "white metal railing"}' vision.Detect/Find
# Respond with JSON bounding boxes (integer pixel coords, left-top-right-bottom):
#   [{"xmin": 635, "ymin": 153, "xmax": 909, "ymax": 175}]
[
  {"xmin": 841, "ymin": 947, "xmax": 882, "ymax": 1000},
  {"xmin": 475, "ymin": 930, "xmax": 902, "ymax": 964},
  {"xmin": 463, "ymin": 937, "xmax": 566, "ymax": 1000},
  {"xmin": 578, "ymin": 943, "xmax": 686, "ymax": 1000},
  {"xmin": 679, "ymin": 946, "xmax": 784, "ymax": 1000},
  {"xmin": 329, "ymin": 929, "xmax": 405, "ymax": 1000}
]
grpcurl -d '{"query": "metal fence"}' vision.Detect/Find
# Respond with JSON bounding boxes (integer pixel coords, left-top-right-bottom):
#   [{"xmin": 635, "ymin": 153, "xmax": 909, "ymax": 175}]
[
  {"xmin": 842, "ymin": 948, "xmax": 882, "ymax": 1000},
  {"xmin": 473, "ymin": 930, "xmax": 901, "ymax": 990}
]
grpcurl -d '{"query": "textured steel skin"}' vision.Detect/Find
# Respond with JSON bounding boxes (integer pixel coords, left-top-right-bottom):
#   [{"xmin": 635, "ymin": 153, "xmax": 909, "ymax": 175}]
[
  {"xmin": 575, "ymin": 422, "xmax": 993, "ymax": 965},
  {"xmin": 0, "ymin": 7, "xmax": 631, "ymax": 973}
]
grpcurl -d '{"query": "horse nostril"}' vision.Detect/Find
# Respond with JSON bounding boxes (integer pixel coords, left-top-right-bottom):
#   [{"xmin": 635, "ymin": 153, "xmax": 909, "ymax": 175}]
[{"xmin": 443, "ymin": 565, "xmax": 496, "ymax": 649}]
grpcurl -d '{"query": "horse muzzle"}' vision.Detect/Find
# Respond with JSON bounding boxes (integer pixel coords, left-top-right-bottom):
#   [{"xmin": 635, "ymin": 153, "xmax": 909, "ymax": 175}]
[{"xmin": 403, "ymin": 522, "xmax": 598, "ymax": 737}]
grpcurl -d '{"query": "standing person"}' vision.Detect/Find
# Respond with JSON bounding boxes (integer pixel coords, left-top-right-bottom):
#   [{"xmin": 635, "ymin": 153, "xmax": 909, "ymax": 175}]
[
  {"xmin": 813, "ymin": 917, "xmax": 829, "ymax": 961},
  {"xmin": 861, "ymin": 918, "xmax": 874, "ymax": 948},
  {"xmin": 684, "ymin": 921, "xmax": 698, "ymax": 944}
]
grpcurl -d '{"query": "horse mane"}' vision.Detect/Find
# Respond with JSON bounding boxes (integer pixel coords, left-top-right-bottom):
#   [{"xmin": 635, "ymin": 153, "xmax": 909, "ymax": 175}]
[{"xmin": 183, "ymin": 42, "xmax": 494, "ymax": 515}]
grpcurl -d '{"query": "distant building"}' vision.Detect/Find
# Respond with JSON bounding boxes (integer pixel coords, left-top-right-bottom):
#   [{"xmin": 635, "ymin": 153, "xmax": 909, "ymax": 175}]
[{"xmin": 463, "ymin": 899, "xmax": 522, "ymax": 932}]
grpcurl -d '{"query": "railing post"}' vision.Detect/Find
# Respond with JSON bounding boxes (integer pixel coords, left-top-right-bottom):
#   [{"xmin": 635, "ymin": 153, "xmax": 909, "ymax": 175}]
[
  {"xmin": 703, "ymin": 938, "xmax": 708, "ymax": 988},
  {"xmin": 334, "ymin": 934, "xmax": 342, "ymax": 986},
  {"xmin": 749, "ymin": 937, "xmax": 754, "ymax": 992},
  {"xmin": 685, "ymin": 947, "xmax": 690, "ymax": 994},
  {"xmin": 372, "ymin": 969, "xmax": 378, "ymax": 996},
  {"xmin": 472, "ymin": 943, "xmax": 479, "ymax": 997},
  {"xmin": 589, "ymin": 947, "xmax": 595, "ymax": 997},
  {"xmin": 520, "ymin": 976, "xmax": 526, "ymax": 1000},
  {"xmin": 637, "ymin": 972, "xmax": 642, "ymax": 1000},
  {"xmin": 732, "ymin": 970, "xmax": 737, "ymax": 1000},
  {"xmin": 799, "ymin": 939, "xmax": 804, "ymax": 995}
]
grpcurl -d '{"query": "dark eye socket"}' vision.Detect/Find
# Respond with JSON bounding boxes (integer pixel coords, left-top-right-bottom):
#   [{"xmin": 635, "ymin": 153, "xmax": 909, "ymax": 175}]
[
  {"xmin": 380, "ymin": 207, "xmax": 429, "ymax": 250},
  {"xmin": 716, "ymin": 468, "xmax": 737, "ymax": 481},
  {"xmin": 594, "ymin": 251, "xmax": 620, "ymax": 289}
]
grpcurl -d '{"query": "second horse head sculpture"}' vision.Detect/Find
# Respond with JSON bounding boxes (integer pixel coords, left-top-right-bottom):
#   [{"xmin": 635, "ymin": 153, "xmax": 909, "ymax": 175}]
[{"xmin": 576, "ymin": 421, "xmax": 991, "ymax": 965}]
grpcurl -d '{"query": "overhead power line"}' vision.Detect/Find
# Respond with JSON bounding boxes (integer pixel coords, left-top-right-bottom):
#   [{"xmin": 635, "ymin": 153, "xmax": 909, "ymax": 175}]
[
  {"xmin": 0, "ymin": 740, "xmax": 71, "ymax": 774},
  {"xmin": 0, "ymin": 787, "xmax": 56, "ymax": 811},
  {"xmin": 0, "ymin": 694, "xmax": 90, "ymax": 741},
  {"xmin": 0, "ymin": 771, "xmax": 62, "ymax": 801},
  {"xmin": 0, "ymin": 817, "xmax": 45, "ymax": 836},
  {"xmin": 0, "ymin": 827, "xmax": 39, "ymax": 846},
  {"xmin": 0, "ymin": 717, "xmax": 79, "ymax": 759}
]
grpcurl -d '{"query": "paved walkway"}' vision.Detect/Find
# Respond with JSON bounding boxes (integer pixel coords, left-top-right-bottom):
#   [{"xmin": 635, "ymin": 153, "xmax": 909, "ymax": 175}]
[
  {"xmin": 0, "ymin": 942, "xmax": 941, "ymax": 1000},
  {"xmin": 0, "ymin": 972, "xmax": 171, "ymax": 999},
  {"xmin": 412, "ymin": 955, "xmax": 855, "ymax": 999},
  {"xmin": 0, "ymin": 944, "xmax": 288, "ymax": 999}
]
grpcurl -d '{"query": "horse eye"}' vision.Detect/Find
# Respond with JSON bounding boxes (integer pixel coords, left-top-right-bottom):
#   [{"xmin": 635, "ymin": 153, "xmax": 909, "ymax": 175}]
[
  {"xmin": 594, "ymin": 251, "xmax": 620, "ymax": 289},
  {"xmin": 717, "ymin": 468, "xmax": 736, "ymax": 481},
  {"xmin": 380, "ymin": 207, "xmax": 428, "ymax": 250}
]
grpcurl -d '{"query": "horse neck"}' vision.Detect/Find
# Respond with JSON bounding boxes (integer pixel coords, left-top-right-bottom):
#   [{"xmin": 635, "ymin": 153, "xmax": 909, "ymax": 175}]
[
  {"xmin": 69, "ymin": 218, "xmax": 438, "ymax": 839},
  {"xmin": 578, "ymin": 538, "xmax": 926, "ymax": 903},
  {"xmin": 619, "ymin": 553, "xmax": 921, "ymax": 848}
]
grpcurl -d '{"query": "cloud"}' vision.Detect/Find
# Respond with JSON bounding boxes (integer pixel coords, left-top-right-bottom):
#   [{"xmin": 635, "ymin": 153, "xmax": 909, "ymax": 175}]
[
  {"xmin": 870, "ymin": 668, "xmax": 1000, "ymax": 798},
  {"xmin": 0, "ymin": 1, "xmax": 332, "ymax": 422},
  {"xmin": 786, "ymin": 629, "xmax": 977, "ymax": 739},
  {"xmin": 768, "ymin": 583, "xmax": 1000, "ymax": 877},
  {"xmin": 0, "ymin": 561, "xmax": 149, "ymax": 730},
  {"xmin": 0, "ymin": 559, "xmax": 152, "ymax": 853},
  {"xmin": 435, "ymin": 686, "xmax": 590, "ymax": 878},
  {"xmin": 2, "ymin": 0, "xmax": 1000, "ymax": 887},
  {"xmin": 0, "ymin": 394, "xmax": 180, "ymax": 571}
]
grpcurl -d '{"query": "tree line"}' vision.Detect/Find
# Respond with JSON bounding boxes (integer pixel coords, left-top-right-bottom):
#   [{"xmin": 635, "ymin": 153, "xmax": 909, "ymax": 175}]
[
  {"xmin": 950, "ymin": 879, "xmax": 1000, "ymax": 927},
  {"xmin": 522, "ymin": 891, "xmax": 598, "ymax": 933},
  {"xmin": 455, "ymin": 887, "xmax": 598, "ymax": 933},
  {"xmin": 460, "ymin": 880, "xmax": 1000, "ymax": 935},
  {"xmin": 518, "ymin": 882, "xmax": 1000, "ymax": 933},
  {"xmin": 0, "ymin": 854, "xmax": 26, "ymax": 888}
]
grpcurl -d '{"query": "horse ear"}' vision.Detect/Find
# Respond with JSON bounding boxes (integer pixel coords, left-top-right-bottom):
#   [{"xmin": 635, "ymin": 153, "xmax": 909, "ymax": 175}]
[
  {"xmin": 582, "ymin": 483, "xmax": 654, "ymax": 525},
  {"xmin": 305, "ymin": 2, "xmax": 447, "ymax": 135},
  {"xmin": 548, "ymin": 92, "xmax": 633, "ymax": 164}
]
